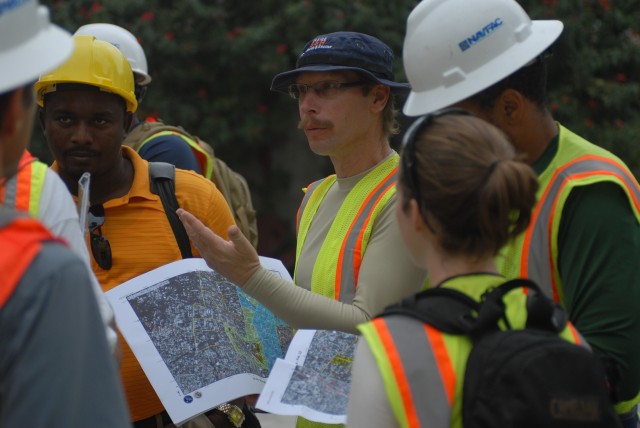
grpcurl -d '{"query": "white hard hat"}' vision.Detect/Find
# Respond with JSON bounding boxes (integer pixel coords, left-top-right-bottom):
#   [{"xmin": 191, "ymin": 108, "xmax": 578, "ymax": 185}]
[
  {"xmin": 403, "ymin": 0, "xmax": 563, "ymax": 116},
  {"xmin": 75, "ymin": 22, "xmax": 152, "ymax": 86},
  {"xmin": 0, "ymin": 0, "xmax": 73, "ymax": 94}
]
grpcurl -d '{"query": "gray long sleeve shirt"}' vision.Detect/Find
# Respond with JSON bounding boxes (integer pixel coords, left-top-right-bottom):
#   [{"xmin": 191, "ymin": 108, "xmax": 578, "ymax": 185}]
[{"xmin": 0, "ymin": 242, "xmax": 131, "ymax": 428}]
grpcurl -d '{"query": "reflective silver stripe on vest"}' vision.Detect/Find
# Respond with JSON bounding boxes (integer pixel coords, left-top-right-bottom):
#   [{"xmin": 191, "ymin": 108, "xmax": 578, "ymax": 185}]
[
  {"xmin": 384, "ymin": 316, "xmax": 452, "ymax": 426},
  {"xmin": 296, "ymin": 178, "xmax": 327, "ymax": 233},
  {"xmin": 2, "ymin": 175, "xmax": 18, "ymax": 209},
  {"xmin": 337, "ymin": 171, "xmax": 396, "ymax": 302},
  {"xmin": 0, "ymin": 208, "xmax": 21, "ymax": 228},
  {"xmin": 527, "ymin": 158, "xmax": 640, "ymax": 298}
]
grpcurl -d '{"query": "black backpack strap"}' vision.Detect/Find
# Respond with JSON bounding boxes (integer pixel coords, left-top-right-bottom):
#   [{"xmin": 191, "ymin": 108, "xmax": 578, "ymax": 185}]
[
  {"xmin": 471, "ymin": 279, "xmax": 533, "ymax": 333},
  {"xmin": 381, "ymin": 287, "xmax": 479, "ymax": 335},
  {"xmin": 148, "ymin": 162, "xmax": 193, "ymax": 259},
  {"xmin": 382, "ymin": 278, "xmax": 568, "ymax": 338},
  {"xmin": 479, "ymin": 278, "xmax": 566, "ymax": 334}
]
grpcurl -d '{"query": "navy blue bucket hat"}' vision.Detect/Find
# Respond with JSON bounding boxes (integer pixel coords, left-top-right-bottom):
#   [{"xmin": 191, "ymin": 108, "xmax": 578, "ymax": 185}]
[{"xmin": 271, "ymin": 31, "xmax": 410, "ymax": 93}]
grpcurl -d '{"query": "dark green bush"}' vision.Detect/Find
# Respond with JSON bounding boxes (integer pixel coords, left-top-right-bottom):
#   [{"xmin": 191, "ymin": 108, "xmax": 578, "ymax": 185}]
[{"xmin": 34, "ymin": 0, "xmax": 639, "ymax": 265}]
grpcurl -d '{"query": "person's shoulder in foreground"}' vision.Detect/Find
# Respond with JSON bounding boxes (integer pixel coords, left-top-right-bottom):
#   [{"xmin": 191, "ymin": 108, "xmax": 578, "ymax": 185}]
[
  {"xmin": 0, "ymin": 212, "xmax": 130, "ymax": 428},
  {"xmin": 0, "ymin": 1, "xmax": 129, "ymax": 425}
]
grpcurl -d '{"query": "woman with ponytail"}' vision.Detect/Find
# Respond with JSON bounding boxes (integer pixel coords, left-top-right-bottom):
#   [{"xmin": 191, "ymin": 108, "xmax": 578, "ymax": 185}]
[{"xmin": 346, "ymin": 110, "xmax": 591, "ymax": 427}]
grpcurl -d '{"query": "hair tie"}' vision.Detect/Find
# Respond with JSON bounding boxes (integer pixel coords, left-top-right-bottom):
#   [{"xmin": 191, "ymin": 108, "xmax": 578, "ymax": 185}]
[{"xmin": 483, "ymin": 160, "xmax": 500, "ymax": 183}]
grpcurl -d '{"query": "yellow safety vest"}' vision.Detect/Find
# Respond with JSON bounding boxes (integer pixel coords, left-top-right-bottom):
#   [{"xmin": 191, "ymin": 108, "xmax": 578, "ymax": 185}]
[
  {"xmin": 360, "ymin": 275, "xmax": 584, "ymax": 428},
  {"xmin": 294, "ymin": 154, "xmax": 398, "ymax": 428},
  {"xmin": 0, "ymin": 151, "xmax": 47, "ymax": 216},
  {"xmin": 498, "ymin": 124, "xmax": 640, "ymax": 302},
  {"xmin": 122, "ymin": 119, "xmax": 215, "ymax": 180},
  {"xmin": 497, "ymin": 124, "xmax": 640, "ymax": 414},
  {"xmin": 295, "ymin": 154, "xmax": 398, "ymax": 302}
]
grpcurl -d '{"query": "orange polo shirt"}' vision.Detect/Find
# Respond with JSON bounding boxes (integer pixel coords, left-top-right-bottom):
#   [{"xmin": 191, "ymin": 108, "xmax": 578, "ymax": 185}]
[{"xmin": 54, "ymin": 146, "xmax": 235, "ymax": 421}]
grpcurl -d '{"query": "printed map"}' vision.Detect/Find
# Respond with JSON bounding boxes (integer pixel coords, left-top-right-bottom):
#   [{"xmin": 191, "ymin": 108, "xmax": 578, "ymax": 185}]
[
  {"xmin": 126, "ymin": 268, "xmax": 294, "ymax": 395},
  {"xmin": 280, "ymin": 330, "xmax": 358, "ymax": 416}
]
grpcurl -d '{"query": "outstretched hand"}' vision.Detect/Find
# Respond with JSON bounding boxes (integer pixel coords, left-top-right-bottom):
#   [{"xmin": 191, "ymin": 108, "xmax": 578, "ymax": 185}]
[{"xmin": 176, "ymin": 208, "xmax": 260, "ymax": 286}]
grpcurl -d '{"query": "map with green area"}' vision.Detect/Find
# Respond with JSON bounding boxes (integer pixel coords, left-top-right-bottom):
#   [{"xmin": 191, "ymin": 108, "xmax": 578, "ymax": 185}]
[{"xmin": 127, "ymin": 269, "xmax": 294, "ymax": 395}]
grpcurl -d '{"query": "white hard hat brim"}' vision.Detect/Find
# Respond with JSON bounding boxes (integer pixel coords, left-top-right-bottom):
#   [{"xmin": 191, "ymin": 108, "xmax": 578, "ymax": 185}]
[
  {"xmin": 0, "ymin": 22, "xmax": 73, "ymax": 94},
  {"xmin": 403, "ymin": 20, "xmax": 563, "ymax": 117},
  {"xmin": 134, "ymin": 71, "xmax": 152, "ymax": 86}
]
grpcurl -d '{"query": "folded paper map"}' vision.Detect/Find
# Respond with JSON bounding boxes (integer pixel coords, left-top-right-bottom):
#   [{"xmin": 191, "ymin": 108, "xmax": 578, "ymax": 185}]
[{"xmin": 105, "ymin": 257, "xmax": 295, "ymax": 426}]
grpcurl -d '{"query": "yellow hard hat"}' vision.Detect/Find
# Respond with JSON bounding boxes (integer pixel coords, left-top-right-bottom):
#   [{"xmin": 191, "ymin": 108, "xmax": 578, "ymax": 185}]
[{"xmin": 35, "ymin": 35, "xmax": 137, "ymax": 112}]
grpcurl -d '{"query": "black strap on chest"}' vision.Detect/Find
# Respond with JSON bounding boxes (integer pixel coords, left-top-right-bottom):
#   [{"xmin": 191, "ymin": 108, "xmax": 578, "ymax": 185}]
[
  {"xmin": 148, "ymin": 162, "xmax": 193, "ymax": 259},
  {"xmin": 381, "ymin": 278, "xmax": 565, "ymax": 337}
]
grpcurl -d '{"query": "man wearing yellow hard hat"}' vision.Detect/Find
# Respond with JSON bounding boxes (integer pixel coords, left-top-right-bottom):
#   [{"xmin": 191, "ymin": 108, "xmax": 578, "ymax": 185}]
[{"xmin": 36, "ymin": 35, "xmax": 237, "ymax": 427}]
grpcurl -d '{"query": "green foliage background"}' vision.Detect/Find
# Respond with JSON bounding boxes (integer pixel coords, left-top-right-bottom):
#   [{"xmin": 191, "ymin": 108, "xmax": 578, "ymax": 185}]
[
  {"xmin": 33, "ymin": 0, "xmax": 640, "ymax": 265},
  {"xmin": 521, "ymin": 0, "xmax": 640, "ymax": 174}
]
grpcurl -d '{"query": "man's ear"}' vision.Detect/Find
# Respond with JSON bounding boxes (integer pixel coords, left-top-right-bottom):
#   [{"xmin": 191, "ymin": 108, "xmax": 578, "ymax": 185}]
[
  {"xmin": 496, "ymin": 89, "xmax": 524, "ymax": 125},
  {"xmin": 37, "ymin": 106, "xmax": 46, "ymax": 132},
  {"xmin": 124, "ymin": 111, "xmax": 133, "ymax": 133},
  {"xmin": 136, "ymin": 85, "xmax": 147, "ymax": 105},
  {"xmin": 370, "ymin": 84, "xmax": 390, "ymax": 113},
  {"xmin": 1, "ymin": 89, "xmax": 23, "ymax": 137}
]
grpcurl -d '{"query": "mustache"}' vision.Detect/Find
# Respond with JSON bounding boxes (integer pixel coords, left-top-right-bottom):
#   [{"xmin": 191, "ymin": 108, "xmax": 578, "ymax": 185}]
[{"xmin": 298, "ymin": 117, "xmax": 332, "ymax": 130}]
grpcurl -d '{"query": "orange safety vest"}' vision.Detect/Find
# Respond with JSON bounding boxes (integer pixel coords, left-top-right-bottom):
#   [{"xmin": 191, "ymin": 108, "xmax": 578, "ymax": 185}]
[
  {"xmin": 0, "ymin": 150, "xmax": 47, "ymax": 216},
  {"xmin": 0, "ymin": 213, "xmax": 58, "ymax": 308}
]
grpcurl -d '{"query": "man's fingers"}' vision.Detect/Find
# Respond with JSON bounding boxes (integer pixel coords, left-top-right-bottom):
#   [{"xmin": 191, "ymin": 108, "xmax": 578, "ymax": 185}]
[
  {"xmin": 178, "ymin": 208, "xmax": 208, "ymax": 237},
  {"xmin": 227, "ymin": 225, "xmax": 243, "ymax": 241},
  {"xmin": 177, "ymin": 208, "xmax": 200, "ymax": 230},
  {"xmin": 176, "ymin": 209, "xmax": 258, "ymax": 286},
  {"xmin": 177, "ymin": 208, "xmax": 220, "ymax": 250},
  {"xmin": 227, "ymin": 225, "xmax": 255, "ymax": 254}
]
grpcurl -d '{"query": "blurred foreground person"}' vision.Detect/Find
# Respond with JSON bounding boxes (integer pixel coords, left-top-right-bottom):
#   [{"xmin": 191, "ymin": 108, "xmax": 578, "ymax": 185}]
[{"xmin": 0, "ymin": 1, "xmax": 129, "ymax": 427}]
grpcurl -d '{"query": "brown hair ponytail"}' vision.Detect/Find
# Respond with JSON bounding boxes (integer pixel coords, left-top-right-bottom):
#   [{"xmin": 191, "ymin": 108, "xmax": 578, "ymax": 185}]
[{"xmin": 398, "ymin": 113, "xmax": 538, "ymax": 259}]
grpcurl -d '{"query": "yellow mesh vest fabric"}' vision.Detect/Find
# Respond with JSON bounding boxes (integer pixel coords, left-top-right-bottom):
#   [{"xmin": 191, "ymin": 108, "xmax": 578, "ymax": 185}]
[
  {"xmin": 295, "ymin": 155, "xmax": 398, "ymax": 301},
  {"xmin": 294, "ymin": 154, "xmax": 398, "ymax": 428}
]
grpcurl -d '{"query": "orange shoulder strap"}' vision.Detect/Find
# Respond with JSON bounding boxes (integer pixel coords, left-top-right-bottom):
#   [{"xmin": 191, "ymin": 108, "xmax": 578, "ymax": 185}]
[{"xmin": 0, "ymin": 214, "xmax": 59, "ymax": 308}]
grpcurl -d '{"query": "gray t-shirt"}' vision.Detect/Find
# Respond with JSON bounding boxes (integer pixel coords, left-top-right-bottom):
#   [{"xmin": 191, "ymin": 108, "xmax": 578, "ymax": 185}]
[{"xmin": 0, "ymin": 242, "xmax": 130, "ymax": 428}]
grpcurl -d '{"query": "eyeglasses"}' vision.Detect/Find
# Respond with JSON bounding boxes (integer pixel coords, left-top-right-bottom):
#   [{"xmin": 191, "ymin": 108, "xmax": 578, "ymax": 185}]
[
  {"xmin": 401, "ymin": 108, "xmax": 473, "ymax": 209},
  {"xmin": 88, "ymin": 204, "xmax": 112, "ymax": 270},
  {"xmin": 288, "ymin": 80, "xmax": 367, "ymax": 100}
]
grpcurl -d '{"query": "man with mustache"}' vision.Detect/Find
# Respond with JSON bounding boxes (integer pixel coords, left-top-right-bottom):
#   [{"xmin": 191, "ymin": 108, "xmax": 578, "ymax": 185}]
[
  {"xmin": 176, "ymin": 31, "xmax": 427, "ymax": 427},
  {"xmin": 36, "ymin": 35, "xmax": 238, "ymax": 427}
]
